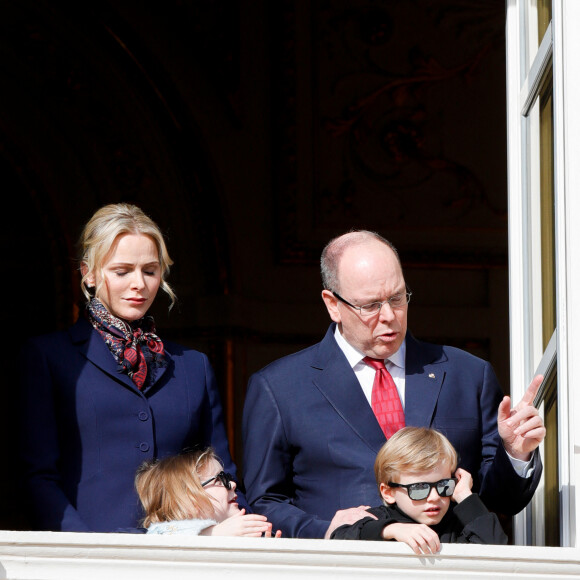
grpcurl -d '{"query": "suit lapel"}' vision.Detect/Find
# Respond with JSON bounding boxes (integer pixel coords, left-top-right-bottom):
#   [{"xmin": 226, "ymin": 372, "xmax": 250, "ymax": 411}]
[
  {"xmin": 404, "ymin": 332, "xmax": 447, "ymax": 428},
  {"xmin": 311, "ymin": 325, "xmax": 386, "ymax": 453},
  {"xmin": 69, "ymin": 317, "xmax": 170, "ymax": 393}
]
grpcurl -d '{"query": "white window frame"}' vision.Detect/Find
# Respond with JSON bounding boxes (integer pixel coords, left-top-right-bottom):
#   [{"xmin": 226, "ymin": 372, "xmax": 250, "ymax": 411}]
[{"xmin": 506, "ymin": 0, "xmax": 580, "ymax": 547}]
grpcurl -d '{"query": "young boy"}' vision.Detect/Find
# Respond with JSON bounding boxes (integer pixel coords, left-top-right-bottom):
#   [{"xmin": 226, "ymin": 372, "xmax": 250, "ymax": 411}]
[{"xmin": 331, "ymin": 427, "xmax": 508, "ymax": 553}]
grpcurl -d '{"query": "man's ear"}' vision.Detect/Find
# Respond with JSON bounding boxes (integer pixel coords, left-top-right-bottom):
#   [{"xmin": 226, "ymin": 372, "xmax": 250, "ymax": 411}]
[
  {"xmin": 380, "ymin": 482, "xmax": 396, "ymax": 505},
  {"xmin": 81, "ymin": 262, "xmax": 95, "ymax": 287},
  {"xmin": 321, "ymin": 289, "xmax": 341, "ymax": 324}
]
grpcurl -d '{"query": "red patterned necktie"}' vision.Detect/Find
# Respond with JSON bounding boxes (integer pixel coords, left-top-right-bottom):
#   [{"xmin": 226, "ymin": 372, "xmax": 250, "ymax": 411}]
[{"xmin": 363, "ymin": 357, "xmax": 405, "ymax": 438}]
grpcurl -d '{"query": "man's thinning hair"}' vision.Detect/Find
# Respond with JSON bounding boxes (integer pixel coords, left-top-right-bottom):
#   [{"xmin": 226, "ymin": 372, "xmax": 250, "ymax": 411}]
[{"xmin": 320, "ymin": 230, "xmax": 401, "ymax": 292}]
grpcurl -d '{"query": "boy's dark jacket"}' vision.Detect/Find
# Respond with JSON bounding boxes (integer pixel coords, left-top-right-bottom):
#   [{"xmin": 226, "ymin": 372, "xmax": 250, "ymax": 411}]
[{"xmin": 330, "ymin": 494, "xmax": 508, "ymax": 544}]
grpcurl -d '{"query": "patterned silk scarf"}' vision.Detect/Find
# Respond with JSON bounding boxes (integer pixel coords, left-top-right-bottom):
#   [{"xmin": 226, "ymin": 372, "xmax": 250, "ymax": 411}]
[{"xmin": 87, "ymin": 298, "xmax": 165, "ymax": 390}]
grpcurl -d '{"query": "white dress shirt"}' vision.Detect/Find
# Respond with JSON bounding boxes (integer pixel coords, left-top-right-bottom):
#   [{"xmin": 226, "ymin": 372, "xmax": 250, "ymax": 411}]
[{"xmin": 334, "ymin": 325, "xmax": 406, "ymax": 407}]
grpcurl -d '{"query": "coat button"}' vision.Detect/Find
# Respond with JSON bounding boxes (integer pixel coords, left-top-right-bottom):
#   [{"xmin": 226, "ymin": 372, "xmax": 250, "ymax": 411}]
[
  {"xmin": 139, "ymin": 442, "xmax": 150, "ymax": 452},
  {"xmin": 138, "ymin": 411, "xmax": 149, "ymax": 421}
]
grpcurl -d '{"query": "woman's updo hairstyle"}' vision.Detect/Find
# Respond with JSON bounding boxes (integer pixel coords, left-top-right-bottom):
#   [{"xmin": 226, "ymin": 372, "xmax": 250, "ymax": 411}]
[{"xmin": 79, "ymin": 203, "xmax": 176, "ymax": 308}]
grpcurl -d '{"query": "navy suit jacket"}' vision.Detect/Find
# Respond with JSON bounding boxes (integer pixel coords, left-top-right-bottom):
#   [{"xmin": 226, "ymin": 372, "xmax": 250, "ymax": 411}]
[
  {"xmin": 20, "ymin": 317, "xmax": 242, "ymax": 532},
  {"xmin": 242, "ymin": 324, "xmax": 541, "ymax": 538}
]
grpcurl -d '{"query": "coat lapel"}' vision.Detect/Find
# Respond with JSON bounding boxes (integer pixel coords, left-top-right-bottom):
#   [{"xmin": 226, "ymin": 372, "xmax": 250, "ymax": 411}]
[
  {"xmin": 311, "ymin": 324, "xmax": 386, "ymax": 453},
  {"xmin": 69, "ymin": 317, "xmax": 170, "ymax": 393},
  {"xmin": 403, "ymin": 332, "xmax": 447, "ymax": 428}
]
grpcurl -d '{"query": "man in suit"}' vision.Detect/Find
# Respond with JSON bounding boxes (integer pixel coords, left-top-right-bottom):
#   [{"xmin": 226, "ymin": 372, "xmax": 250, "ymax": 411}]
[{"xmin": 242, "ymin": 230, "xmax": 545, "ymax": 539}]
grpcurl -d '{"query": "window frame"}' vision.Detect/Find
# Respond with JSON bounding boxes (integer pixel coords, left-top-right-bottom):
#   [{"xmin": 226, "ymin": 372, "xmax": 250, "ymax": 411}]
[{"xmin": 506, "ymin": 0, "xmax": 576, "ymax": 547}]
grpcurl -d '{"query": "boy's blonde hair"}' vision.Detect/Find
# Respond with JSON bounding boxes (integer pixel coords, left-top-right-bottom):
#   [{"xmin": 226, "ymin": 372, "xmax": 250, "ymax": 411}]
[
  {"xmin": 135, "ymin": 449, "xmax": 219, "ymax": 527},
  {"xmin": 374, "ymin": 427, "xmax": 458, "ymax": 491}
]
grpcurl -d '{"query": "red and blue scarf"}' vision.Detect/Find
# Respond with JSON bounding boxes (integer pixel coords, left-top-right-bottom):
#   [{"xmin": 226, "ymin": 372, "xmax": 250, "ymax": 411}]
[{"xmin": 87, "ymin": 298, "xmax": 165, "ymax": 390}]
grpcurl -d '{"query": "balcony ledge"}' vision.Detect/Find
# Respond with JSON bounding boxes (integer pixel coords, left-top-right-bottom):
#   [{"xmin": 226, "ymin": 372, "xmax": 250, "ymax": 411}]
[{"xmin": 0, "ymin": 530, "xmax": 579, "ymax": 579}]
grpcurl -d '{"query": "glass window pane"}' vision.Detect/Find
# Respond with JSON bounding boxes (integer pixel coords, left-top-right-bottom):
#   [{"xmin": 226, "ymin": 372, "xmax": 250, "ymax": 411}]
[
  {"xmin": 540, "ymin": 83, "xmax": 555, "ymax": 349},
  {"xmin": 543, "ymin": 368, "xmax": 559, "ymax": 546},
  {"xmin": 537, "ymin": 0, "xmax": 552, "ymax": 43}
]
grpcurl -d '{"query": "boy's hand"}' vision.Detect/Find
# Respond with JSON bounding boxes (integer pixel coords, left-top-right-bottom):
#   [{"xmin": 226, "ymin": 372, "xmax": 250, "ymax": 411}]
[
  {"xmin": 382, "ymin": 522, "xmax": 441, "ymax": 555},
  {"xmin": 203, "ymin": 509, "xmax": 273, "ymax": 537},
  {"xmin": 452, "ymin": 468, "xmax": 473, "ymax": 504}
]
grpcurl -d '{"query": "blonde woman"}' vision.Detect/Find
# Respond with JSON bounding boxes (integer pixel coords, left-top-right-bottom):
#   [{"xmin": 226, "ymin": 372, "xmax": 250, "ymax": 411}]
[{"xmin": 20, "ymin": 204, "xmax": 242, "ymax": 532}]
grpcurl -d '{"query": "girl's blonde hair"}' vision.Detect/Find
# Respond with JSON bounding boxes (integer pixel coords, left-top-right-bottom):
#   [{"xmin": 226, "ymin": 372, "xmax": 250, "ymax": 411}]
[
  {"xmin": 79, "ymin": 203, "xmax": 176, "ymax": 308},
  {"xmin": 135, "ymin": 449, "xmax": 219, "ymax": 527},
  {"xmin": 374, "ymin": 427, "xmax": 458, "ymax": 492}
]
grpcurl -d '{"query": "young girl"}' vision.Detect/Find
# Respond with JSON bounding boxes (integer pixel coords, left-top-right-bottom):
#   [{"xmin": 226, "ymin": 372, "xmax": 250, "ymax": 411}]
[{"xmin": 136, "ymin": 448, "xmax": 281, "ymax": 537}]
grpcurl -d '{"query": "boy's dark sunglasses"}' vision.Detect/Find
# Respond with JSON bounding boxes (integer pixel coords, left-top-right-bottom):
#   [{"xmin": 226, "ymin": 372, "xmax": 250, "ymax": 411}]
[
  {"xmin": 388, "ymin": 478, "xmax": 457, "ymax": 501},
  {"xmin": 201, "ymin": 471, "xmax": 234, "ymax": 490}
]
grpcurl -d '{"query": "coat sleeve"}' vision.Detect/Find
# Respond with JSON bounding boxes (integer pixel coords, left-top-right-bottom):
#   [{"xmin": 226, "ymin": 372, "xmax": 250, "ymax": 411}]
[
  {"xmin": 19, "ymin": 338, "xmax": 91, "ymax": 531},
  {"xmin": 477, "ymin": 361, "xmax": 542, "ymax": 515},
  {"xmin": 452, "ymin": 494, "xmax": 508, "ymax": 544},
  {"xmin": 242, "ymin": 371, "xmax": 330, "ymax": 538}
]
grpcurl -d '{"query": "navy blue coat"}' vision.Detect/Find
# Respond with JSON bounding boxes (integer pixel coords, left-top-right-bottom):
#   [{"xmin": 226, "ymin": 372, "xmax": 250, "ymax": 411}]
[
  {"xmin": 242, "ymin": 324, "xmax": 541, "ymax": 538},
  {"xmin": 20, "ymin": 317, "xmax": 241, "ymax": 532}
]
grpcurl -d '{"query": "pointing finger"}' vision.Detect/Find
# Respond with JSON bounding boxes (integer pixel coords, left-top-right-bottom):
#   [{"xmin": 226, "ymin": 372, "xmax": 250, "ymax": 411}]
[{"xmin": 520, "ymin": 375, "xmax": 543, "ymax": 407}]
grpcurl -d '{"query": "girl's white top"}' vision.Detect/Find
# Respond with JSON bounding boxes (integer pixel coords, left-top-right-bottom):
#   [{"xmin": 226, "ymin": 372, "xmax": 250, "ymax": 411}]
[{"xmin": 146, "ymin": 518, "xmax": 217, "ymax": 535}]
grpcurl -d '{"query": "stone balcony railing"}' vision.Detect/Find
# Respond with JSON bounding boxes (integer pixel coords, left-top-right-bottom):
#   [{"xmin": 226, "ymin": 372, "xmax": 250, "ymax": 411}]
[{"xmin": 0, "ymin": 530, "xmax": 579, "ymax": 579}]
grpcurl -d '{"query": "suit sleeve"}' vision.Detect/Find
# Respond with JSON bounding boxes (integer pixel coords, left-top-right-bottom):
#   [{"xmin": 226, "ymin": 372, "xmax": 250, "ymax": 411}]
[
  {"xmin": 19, "ymin": 339, "xmax": 91, "ymax": 531},
  {"xmin": 197, "ymin": 354, "xmax": 249, "ymax": 511},
  {"xmin": 476, "ymin": 361, "xmax": 542, "ymax": 515},
  {"xmin": 242, "ymin": 371, "xmax": 330, "ymax": 538}
]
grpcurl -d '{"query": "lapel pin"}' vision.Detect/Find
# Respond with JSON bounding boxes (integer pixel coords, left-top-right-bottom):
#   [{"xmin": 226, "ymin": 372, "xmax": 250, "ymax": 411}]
[{"xmin": 429, "ymin": 373, "xmax": 435, "ymax": 379}]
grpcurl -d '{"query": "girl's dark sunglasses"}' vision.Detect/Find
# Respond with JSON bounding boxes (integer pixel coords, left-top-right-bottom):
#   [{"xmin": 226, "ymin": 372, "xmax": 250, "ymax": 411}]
[
  {"xmin": 388, "ymin": 478, "xmax": 457, "ymax": 501},
  {"xmin": 201, "ymin": 471, "xmax": 234, "ymax": 490}
]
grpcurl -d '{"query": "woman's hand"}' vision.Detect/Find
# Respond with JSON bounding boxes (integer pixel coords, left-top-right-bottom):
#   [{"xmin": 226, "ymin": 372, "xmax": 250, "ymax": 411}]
[
  {"xmin": 452, "ymin": 467, "xmax": 473, "ymax": 504},
  {"xmin": 382, "ymin": 522, "xmax": 441, "ymax": 555}
]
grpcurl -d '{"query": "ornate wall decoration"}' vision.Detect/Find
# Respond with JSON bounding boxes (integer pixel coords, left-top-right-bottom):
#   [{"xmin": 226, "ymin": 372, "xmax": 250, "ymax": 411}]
[{"xmin": 272, "ymin": 0, "xmax": 508, "ymax": 267}]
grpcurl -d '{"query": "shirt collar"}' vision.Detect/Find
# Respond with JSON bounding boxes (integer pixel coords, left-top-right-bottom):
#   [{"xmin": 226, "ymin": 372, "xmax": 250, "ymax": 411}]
[{"xmin": 333, "ymin": 324, "xmax": 406, "ymax": 370}]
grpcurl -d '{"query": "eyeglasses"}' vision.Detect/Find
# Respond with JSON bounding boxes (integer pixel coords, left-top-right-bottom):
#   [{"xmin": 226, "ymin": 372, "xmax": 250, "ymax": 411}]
[
  {"xmin": 388, "ymin": 478, "xmax": 457, "ymax": 501},
  {"xmin": 201, "ymin": 471, "xmax": 234, "ymax": 490},
  {"xmin": 332, "ymin": 290, "xmax": 412, "ymax": 317}
]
